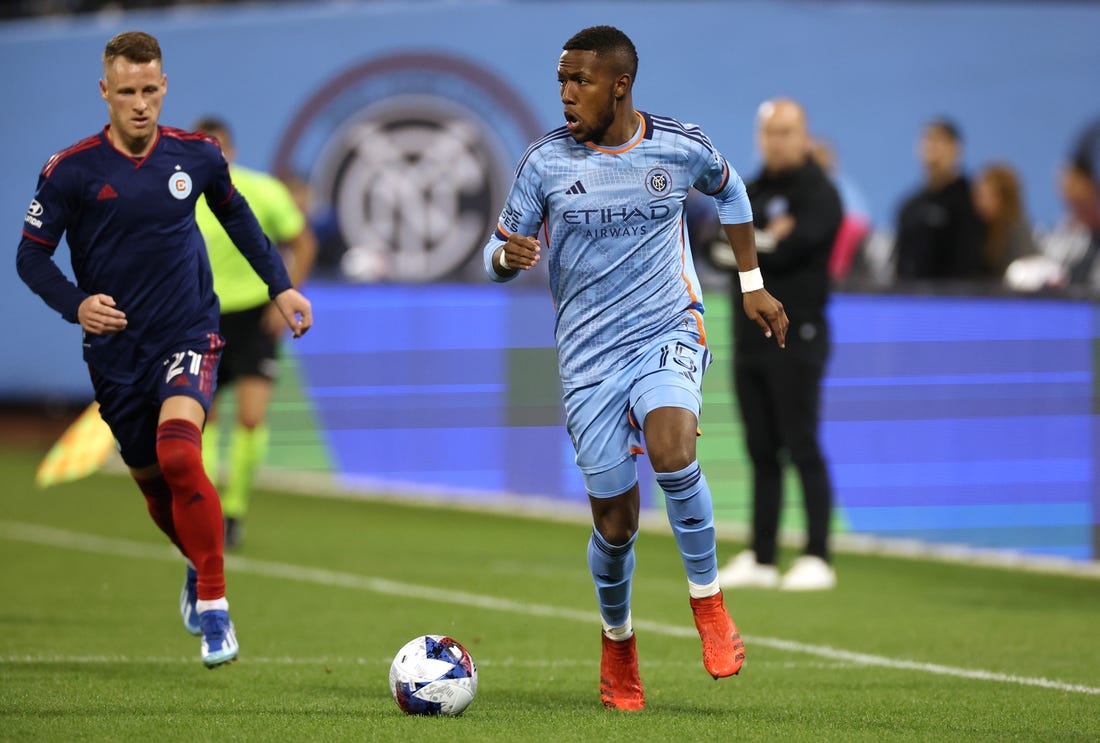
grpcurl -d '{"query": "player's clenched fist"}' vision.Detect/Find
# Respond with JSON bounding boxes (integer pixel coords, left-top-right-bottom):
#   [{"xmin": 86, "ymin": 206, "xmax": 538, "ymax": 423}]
[{"xmin": 494, "ymin": 233, "xmax": 541, "ymax": 274}]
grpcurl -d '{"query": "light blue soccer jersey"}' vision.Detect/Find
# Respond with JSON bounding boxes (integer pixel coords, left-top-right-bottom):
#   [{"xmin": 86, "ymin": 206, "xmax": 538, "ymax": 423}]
[{"xmin": 483, "ymin": 111, "xmax": 752, "ymax": 389}]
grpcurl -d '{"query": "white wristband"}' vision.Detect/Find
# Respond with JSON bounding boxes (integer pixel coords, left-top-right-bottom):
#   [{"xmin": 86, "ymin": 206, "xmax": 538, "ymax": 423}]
[
  {"xmin": 497, "ymin": 248, "xmax": 511, "ymax": 271},
  {"xmin": 739, "ymin": 267, "xmax": 764, "ymax": 293}
]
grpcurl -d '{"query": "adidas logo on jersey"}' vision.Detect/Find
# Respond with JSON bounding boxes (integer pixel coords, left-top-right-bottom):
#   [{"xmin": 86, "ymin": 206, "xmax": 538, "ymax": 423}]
[
  {"xmin": 566, "ymin": 180, "xmax": 587, "ymax": 195},
  {"xmin": 97, "ymin": 184, "xmax": 118, "ymax": 200}
]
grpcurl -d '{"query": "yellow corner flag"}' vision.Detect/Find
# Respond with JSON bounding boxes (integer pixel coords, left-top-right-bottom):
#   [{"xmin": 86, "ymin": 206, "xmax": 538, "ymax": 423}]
[{"xmin": 34, "ymin": 402, "xmax": 117, "ymax": 488}]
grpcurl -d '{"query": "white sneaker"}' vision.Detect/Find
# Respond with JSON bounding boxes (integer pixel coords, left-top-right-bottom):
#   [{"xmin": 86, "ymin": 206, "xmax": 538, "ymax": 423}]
[
  {"xmin": 779, "ymin": 556, "xmax": 837, "ymax": 591},
  {"xmin": 717, "ymin": 550, "xmax": 780, "ymax": 589}
]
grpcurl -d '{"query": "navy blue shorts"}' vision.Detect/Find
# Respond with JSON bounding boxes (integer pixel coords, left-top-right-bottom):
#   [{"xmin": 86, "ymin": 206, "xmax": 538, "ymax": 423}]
[{"xmin": 91, "ymin": 332, "xmax": 225, "ymax": 469}]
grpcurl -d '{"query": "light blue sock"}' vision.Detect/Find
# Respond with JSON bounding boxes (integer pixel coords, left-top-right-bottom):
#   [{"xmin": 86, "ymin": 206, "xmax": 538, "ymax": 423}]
[
  {"xmin": 657, "ymin": 461, "xmax": 718, "ymax": 585},
  {"xmin": 587, "ymin": 527, "xmax": 637, "ymax": 629}
]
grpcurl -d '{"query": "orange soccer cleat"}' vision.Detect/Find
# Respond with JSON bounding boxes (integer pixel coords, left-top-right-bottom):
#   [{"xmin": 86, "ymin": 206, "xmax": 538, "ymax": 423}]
[
  {"xmin": 599, "ymin": 633, "xmax": 645, "ymax": 711},
  {"xmin": 690, "ymin": 591, "xmax": 746, "ymax": 679}
]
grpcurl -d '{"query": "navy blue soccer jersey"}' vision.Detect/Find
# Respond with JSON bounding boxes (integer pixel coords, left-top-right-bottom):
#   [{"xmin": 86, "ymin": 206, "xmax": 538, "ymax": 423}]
[{"xmin": 17, "ymin": 125, "xmax": 292, "ymax": 384}]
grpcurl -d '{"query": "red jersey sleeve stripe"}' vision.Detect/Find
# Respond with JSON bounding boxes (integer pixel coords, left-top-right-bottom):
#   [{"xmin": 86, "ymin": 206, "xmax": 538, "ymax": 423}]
[
  {"xmin": 162, "ymin": 126, "xmax": 220, "ymax": 146},
  {"xmin": 217, "ymin": 183, "xmax": 236, "ymax": 207},
  {"xmin": 42, "ymin": 135, "xmax": 101, "ymax": 178},
  {"xmin": 21, "ymin": 230, "xmax": 57, "ymax": 247}
]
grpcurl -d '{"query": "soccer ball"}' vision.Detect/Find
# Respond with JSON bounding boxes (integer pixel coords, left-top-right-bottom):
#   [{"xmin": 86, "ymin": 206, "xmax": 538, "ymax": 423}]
[{"xmin": 389, "ymin": 635, "xmax": 478, "ymax": 716}]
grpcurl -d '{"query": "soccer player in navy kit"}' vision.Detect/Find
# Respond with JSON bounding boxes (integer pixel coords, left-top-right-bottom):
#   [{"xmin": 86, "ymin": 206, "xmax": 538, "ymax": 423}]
[
  {"xmin": 484, "ymin": 26, "xmax": 787, "ymax": 710},
  {"xmin": 15, "ymin": 31, "xmax": 312, "ymax": 668}
]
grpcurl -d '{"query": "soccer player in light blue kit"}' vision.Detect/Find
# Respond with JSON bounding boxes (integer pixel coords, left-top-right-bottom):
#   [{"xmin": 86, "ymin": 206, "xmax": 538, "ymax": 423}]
[{"xmin": 483, "ymin": 26, "xmax": 788, "ymax": 710}]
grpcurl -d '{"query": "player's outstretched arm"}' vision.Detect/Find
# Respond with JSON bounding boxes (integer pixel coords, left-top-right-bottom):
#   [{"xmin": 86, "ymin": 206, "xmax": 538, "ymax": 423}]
[
  {"xmin": 262, "ymin": 224, "xmax": 319, "ymax": 338},
  {"xmin": 722, "ymin": 221, "xmax": 788, "ymax": 348},
  {"xmin": 208, "ymin": 187, "xmax": 295, "ymax": 299},
  {"xmin": 272, "ymin": 288, "xmax": 312, "ymax": 338}
]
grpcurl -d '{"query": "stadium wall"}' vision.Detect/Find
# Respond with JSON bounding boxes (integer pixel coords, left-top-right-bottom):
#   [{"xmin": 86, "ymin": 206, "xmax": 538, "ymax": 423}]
[
  {"xmin": 282, "ymin": 283, "xmax": 1099, "ymax": 562},
  {"xmin": 2, "ymin": 1, "xmax": 1097, "ymax": 560},
  {"xmin": 4, "ymin": 0, "xmax": 1100, "ymax": 396}
]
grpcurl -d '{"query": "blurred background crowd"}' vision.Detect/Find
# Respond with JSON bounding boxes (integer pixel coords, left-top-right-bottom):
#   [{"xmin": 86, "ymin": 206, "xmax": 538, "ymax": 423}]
[
  {"xmin": 689, "ymin": 113, "xmax": 1100, "ymax": 298},
  {"xmin": 4, "ymin": 0, "xmax": 1098, "ymax": 299},
  {"xmin": 0, "ymin": 0, "xmax": 276, "ymax": 20},
  {"xmin": 4, "ymin": 0, "xmax": 1100, "ymax": 562}
]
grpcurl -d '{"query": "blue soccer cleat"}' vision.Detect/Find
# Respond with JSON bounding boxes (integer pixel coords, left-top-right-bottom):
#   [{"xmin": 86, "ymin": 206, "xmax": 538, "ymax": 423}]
[
  {"xmin": 180, "ymin": 565, "xmax": 201, "ymax": 636},
  {"xmin": 199, "ymin": 609, "xmax": 239, "ymax": 668}
]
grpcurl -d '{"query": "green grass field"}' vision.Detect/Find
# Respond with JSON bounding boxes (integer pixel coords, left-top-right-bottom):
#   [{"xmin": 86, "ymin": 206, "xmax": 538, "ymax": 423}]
[{"xmin": 1, "ymin": 448, "xmax": 1098, "ymax": 742}]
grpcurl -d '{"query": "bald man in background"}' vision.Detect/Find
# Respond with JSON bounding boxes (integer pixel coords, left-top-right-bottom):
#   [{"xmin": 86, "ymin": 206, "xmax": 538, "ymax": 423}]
[{"xmin": 715, "ymin": 99, "xmax": 843, "ymax": 591}]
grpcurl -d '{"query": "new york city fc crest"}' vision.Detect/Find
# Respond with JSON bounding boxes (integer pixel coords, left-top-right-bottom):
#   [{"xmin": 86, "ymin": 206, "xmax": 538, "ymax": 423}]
[
  {"xmin": 274, "ymin": 52, "xmax": 542, "ymax": 282},
  {"xmin": 645, "ymin": 167, "xmax": 672, "ymax": 198}
]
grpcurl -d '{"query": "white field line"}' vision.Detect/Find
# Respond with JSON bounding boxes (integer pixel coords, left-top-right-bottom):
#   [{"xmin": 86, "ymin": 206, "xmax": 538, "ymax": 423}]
[
  {"xmin": 0, "ymin": 654, "xmax": 858, "ymax": 670},
  {"xmin": 1, "ymin": 519, "xmax": 1097, "ymax": 696},
  {"xmin": 97, "ymin": 463, "xmax": 1100, "ymax": 579}
]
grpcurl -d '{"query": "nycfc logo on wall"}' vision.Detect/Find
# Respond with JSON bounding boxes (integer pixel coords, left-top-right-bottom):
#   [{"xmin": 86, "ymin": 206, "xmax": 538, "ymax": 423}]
[
  {"xmin": 169, "ymin": 169, "xmax": 192, "ymax": 200},
  {"xmin": 646, "ymin": 167, "xmax": 672, "ymax": 198},
  {"xmin": 274, "ymin": 53, "xmax": 542, "ymax": 283}
]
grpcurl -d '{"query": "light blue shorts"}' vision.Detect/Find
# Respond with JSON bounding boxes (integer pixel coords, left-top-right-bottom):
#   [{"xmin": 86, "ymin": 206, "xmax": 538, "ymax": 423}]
[{"xmin": 562, "ymin": 321, "xmax": 712, "ymax": 498}]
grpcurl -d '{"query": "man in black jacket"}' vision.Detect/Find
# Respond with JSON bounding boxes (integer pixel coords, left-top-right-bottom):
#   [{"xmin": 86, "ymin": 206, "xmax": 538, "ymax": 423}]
[
  {"xmin": 714, "ymin": 98, "xmax": 842, "ymax": 591},
  {"xmin": 894, "ymin": 118, "xmax": 982, "ymax": 280},
  {"xmin": 1061, "ymin": 118, "xmax": 1100, "ymax": 288}
]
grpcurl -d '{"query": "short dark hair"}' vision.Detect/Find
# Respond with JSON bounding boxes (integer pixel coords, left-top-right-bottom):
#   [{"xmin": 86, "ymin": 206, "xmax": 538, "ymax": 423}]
[
  {"xmin": 192, "ymin": 116, "xmax": 232, "ymax": 148},
  {"xmin": 563, "ymin": 25, "xmax": 638, "ymax": 81},
  {"xmin": 926, "ymin": 116, "xmax": 963, "ymax": 144},
  {"xmin": 103, "ymin": 31, "xmax": 162, "ymax": 67}
]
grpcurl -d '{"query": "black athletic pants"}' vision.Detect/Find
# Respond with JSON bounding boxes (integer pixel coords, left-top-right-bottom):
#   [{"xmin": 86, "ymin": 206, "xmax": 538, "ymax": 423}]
[{"xmin": 733, "ymin": 350, "xmax": 832, "ymax": 565}]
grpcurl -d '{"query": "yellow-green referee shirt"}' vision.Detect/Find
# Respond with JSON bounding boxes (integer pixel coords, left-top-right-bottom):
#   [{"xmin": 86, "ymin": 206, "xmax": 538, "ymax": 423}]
[{"xmin": 195, "ymin": 165, "xmax": 305, "ymax": 313}]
